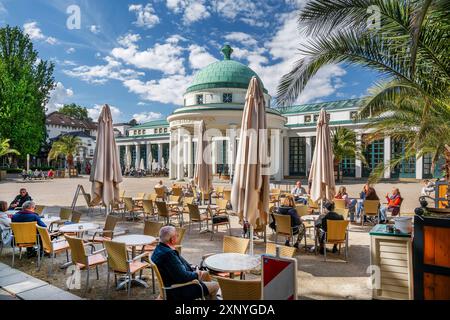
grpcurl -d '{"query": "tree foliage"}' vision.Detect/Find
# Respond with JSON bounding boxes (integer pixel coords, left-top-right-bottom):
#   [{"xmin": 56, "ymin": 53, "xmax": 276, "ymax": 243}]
[
  {"xmin": 0, "ymin": 137, "xmax": 20, "ymax": 158},
  {"xmin": 332, "ymin": 127, "xmax": 366, "ymax": 181},
  {"xmin": 59, "ymin": 103, "xmax": 91, "ymax": 121},
  {"xmin": 0, "ymin": 25, "xmax": 55, "ymax": 157},
  {"xmin": 48, "ymin": 135, "xmax": 81, "ymax": 169}
]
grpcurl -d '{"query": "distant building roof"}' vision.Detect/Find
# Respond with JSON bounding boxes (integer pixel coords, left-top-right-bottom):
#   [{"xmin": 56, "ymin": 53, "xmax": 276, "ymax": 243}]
[
  {"xmin": 46, "ymin": 112, "xmax": 97, "ymax": 130},
  {"xmin": 278, "ymin": 98, "xmax": 364, "ymax": 115},
  {"xmin": 130, "ymin": 119, "xmax": 169, "ymax": 130},
  {"xmin": 50, "ymin": 131, "xmax": 96, "ymax": 142}
]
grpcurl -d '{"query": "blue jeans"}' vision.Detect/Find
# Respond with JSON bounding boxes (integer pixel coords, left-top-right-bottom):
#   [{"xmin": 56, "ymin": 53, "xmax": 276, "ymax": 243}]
[
  {"xmin": 356, "ymin": 201, "xmax": 364, "ymax": 218},
  {"xmin": 295, "ymin": 197, "xmax": 307, "ymax": 205},
  {"xmin": 348, "ymin": 199, "xmax": 357, "ymax": 221},
  {"xmin": 379, "ymin": 206, "xmax": 390, "ymax": 222}
]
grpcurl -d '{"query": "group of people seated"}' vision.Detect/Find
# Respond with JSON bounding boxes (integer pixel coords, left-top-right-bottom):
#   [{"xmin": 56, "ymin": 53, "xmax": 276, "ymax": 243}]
[{"xmin": 21, "ymin": 169, "xmax": 54, "ymax": 181}]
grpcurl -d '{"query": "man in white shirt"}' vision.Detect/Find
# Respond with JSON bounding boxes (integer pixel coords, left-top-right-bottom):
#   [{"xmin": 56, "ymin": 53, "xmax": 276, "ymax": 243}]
[{"xmin": 291, "ymin": 181, "xmax": 307, "ymax": 204}]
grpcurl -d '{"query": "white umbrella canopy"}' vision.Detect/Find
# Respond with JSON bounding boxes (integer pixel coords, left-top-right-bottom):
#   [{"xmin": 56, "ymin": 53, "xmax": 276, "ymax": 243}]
[
  {"xmin": 89, "ymin": 104, "xmax": 123, "ymax": 210},
  {"xmin": 308, "ymin": 108, "xmax": 336, "ymax": 205},
  {"xmin": 147, "ymin": 149, "xmax": 153, "ymax": 171},
  {"xmin": 161, "ymin": 157, "xmax": 166, "ymax": 170},
  {"xmin": 231, "ymin": 77, "xmax": 270, "ymax": 254},
  {"xmin": 194, "ymin": 120, "xmax": 212, "ymax": 203},
  {"xmin": 139, "ymin": 158, "xmax": 145, "ymax": 171},
  {"xmin": 126, "ymin": 151, "xmax": 132, "ymax": 170}
]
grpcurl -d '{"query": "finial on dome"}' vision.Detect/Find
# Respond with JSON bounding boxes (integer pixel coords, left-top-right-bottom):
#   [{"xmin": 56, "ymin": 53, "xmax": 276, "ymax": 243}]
[{"xmin": 221, "ymin": 44, "xmax": 233, "ymax": 60}]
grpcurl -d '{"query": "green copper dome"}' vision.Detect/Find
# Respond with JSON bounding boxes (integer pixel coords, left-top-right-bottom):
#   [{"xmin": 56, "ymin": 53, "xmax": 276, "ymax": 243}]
[{"xmin": 185, "ymin": 45, "xmax": 267, "ymax": 94}]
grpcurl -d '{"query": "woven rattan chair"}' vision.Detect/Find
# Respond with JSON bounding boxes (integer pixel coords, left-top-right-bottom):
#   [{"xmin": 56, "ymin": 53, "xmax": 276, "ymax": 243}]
[
  {"xmin": 217, "ymin": 277, "xmax": 261, "ymax": 300},
  {"xmin": 65, "ymin": 235, "xmax": 107, "ymax": 295},
  {"xmin": 265, "ymin": 242, "xmax": 296, "ymax": 258},
  {"xmin": 10, "ymin": 222, "xmax": 40, "ymax": 267},
  {"xmin": 334, "ymin": 199, "xmax": 349, "ymax": 219},
  {"xmin": 295, "ymin": 204, "xmax": 314, "ymax": 237},
  {"xmin": 181, "ymin": 196, "xmax": 195, "ymax": 216},
  {"xmin": 123, "ymin": 197, "xmax": 142, "ymax": 221},
  {"xmin": 171, "ymin": 187, "xmax": 183, "ymax": 197},
  {"xmin": 149, "ymin": 260, "xmax": 205, "ymax": 300},
  {"xmin": 155, "ymin": 187, "xmax": 167, "ymax": 201},
  {"xmin": 104, "ymin": 240, "xmax": 150, "ymax": 297},
  {"xmin": 142, "ymin": 200, "xmax": 157, "ymax": 221},
  {"xmin": 156, "ymin": 201, "xmax": 182, "ymax": 225},
  {"xmin": 35, "ymin": 205, "xmax": 46, "ymax": 216},
  {"xmin": 307, "ymin": 198, "xmax": 320, "ymax": 214},
  {"xmin": 273, "ymin": 213, "xmax": 306, "ymax": 248},
  {"xmin": 322, "ymin": 220, "xmax": 349, "ymax": 262},
  {"xmin": 147, "ymin": 193, "xmax": 158, "ymax": 202},
  {"xmin": 59, "ymin": 208, "xmax": 72, "ymax": 223},
  {"xmin": 223, "ymin": 190, "xmax": 231, "ymax": 202},
  {"xmin": 187, "ymin": 203, "xmax": 210, "ymax": 233},
  {"xmin": 362, "ymin": 200, "xmax": 380, "ymax": 226},
  {"xmin": 89, "ymin": 215, "xmax": 121, "ymax": 244},
  {"xmin": 213, "ymin": 185, "xmax": 225, "ymax": 199},
  {"xmin": 37, "ymin": 225, "xmax": 70, "ymax": 275},
  {"xmin": 70, "ymin": 211, "xmax": 82, "ymax": 223}
]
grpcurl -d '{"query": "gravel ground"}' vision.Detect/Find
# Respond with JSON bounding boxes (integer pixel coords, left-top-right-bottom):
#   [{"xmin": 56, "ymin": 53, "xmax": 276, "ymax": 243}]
[{"xmin": 0, "ymin": 175, "xmax": 423, "ymax": 300}]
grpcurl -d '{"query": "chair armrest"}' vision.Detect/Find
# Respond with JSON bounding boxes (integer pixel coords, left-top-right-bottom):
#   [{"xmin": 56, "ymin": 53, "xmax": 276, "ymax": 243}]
[
  {"xmin": 165, "ymin": 279, "xmax": 203, "ymax": 291},
  {"xmin": 91, "ymin": 248, "xmax": 106, "ymax": 256},
  {"xmin": 201, "ymin": 253, "xmax": 215, "ymax": 261},
  {"xmin": 130, "ymin": 251, "xmax": 149, "ymax": 262}
]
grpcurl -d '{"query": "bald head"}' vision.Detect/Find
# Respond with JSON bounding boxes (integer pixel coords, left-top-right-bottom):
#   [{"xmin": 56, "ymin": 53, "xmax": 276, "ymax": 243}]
[{"xmin": 159, "ymin": 225, "xmax": 177, "ymax": 244}]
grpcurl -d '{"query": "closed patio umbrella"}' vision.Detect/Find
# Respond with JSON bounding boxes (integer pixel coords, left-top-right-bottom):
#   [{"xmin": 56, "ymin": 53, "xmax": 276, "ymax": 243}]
[
  {"xmin": 308, "ymin": 108, "xmax": 335, "ymax": 211},
  {"xmin": 126, "ymin": 150, "xmax": 132, "ymax": 170},
  {"xmin": 194, "ymin": 120, "xmax": 212, "ymax": 205},
  {"xmin": 139, "ymin": 158, "xmax": 145, "ymax": 171},
  {"xmin": 147, "ymin": 149, "xmax": 153, "ymax": 171},
  {"xmin": 89, "ymin": 104, "xmax": 123, "ymax": 215},
  {"xmin": 161, "ymin": 157, "xmax": 166, "ymax": 170},
  {"xmin": 231, "ymin": 77, "xmax": 270, "ymax": 255}
]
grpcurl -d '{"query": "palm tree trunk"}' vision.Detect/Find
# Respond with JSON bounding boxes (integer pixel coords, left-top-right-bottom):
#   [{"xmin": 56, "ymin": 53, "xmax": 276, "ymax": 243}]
[{"xmin": 444, "ymin": 145, "xmax": 450, "ymax": 207}]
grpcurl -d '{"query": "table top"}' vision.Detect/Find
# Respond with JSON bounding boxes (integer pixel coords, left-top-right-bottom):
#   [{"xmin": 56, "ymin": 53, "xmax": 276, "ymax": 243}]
[
  {"xmin": 42, "ymin": 216, "xmax": 61, "ymax": 226},
  {"xmin": 113, "ymin": 234, "xmax": 156, "ymax": 246},
  {"xmin": 199, "ymin": 205, "xmax": 218, "ymax": 210},
  {"xmin": 59, "ymin": 223, "xmax": 99, "ymax": 233},
  {"xmin": 301, "ymin": 215, "xmax": 320, "ymax": 221},
  {"xmin": 204, "ymin": 253, "xmax": 260, "ymax": 273},
  {"xmin": 370, "ymin": 224, "xmax": 411, "ymax": 238}
]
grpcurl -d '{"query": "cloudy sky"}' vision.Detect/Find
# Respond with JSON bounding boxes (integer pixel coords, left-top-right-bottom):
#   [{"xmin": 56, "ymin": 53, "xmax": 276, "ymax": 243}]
[{"xmin": 0, "ymin": 0, "xmax": 379, "ymax": 123}]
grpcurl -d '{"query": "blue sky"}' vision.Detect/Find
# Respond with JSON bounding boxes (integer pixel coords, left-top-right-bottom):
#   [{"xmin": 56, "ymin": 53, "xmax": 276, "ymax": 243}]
[{"xmin": 0, "ymin": 0, "xmax": 379, "ymax": 123}]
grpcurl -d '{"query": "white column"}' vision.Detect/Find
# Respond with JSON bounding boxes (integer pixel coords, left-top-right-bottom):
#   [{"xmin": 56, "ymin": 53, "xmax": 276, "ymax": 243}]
[
  {"xmin": 177, "ymin": 127, "xmax": 184, "ymax": 181},
  {"xmin": 135, "ymin": 143, "xmax": 140, "ymax": 169},
  {"xmin": 384, "ymin": 136, "xmax": 391, "ymax": 179},
  {"xmin": 416, "ymin": 156, "xmax": 423, "ymax": 180},
  {"xmin": 355, "ymin": 133, "xmax": 362, "ymax": 178},
  {"xmin": 273, "ymin": 129, "xmax": 283, "ymax": 182},
  {"xmin": 169, "ymin": 130, "xmax": 176, "ymax": 180},
  {"xmin": 125, "ymin": 145, "xmax": 131, "ymax": 168},
  {"xmin": 146, "ymin": 142, "xmax": 151, "ymax": 169},
  {"xmin": 305, "ymin": 136, "xmax": 312, "ymax": 177},
  {"xmin": 158, "ymin": 143, "xmax": 163, "ymax": 166},
  {"xmin": 187, "ymin": 134, "xmax": 193, "ymax": 178},
  {"xmin": 283, "ymin": 134, "xmax": 289, "ymax": 177}
]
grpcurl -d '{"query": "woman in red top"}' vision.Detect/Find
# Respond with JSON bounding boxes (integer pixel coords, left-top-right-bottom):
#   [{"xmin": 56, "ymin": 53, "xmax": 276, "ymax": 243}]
[{"xmin": 379, "ymin": 188, "xmax": 402, "ymax": 223}]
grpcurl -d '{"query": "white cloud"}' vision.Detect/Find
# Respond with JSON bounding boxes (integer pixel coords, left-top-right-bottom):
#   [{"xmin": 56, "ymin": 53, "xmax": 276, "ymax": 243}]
[
  {"xmin": 0, "ymin": 2, "xmax": 7, "ymax": 14},
  {"xmin": 137, "ymin": 102, "xmax": 148, "ymax": 106},
  {"xmin": 112, "ymin": 34, "xmax": 185, "ymax": 75},
  {"xmin": 188, "ymin": 45, "xmax": 217, "ymax": 70},
  {"xmin": 166, "ymin": 0, "xmax": 210, "ymax": 24},
  {"xmin": 224, "ymin": 32, "xmax": 258, "ymax": 47},
  {"xmin": 90, "ymin": 25, "xmax": 100, "ymax": 34},
  {"xmin": 87, "ymin": 104, "xmax": 123, "ymax": 122},
  {"xmin": 46, "ymin": 82, "xmax": 74, "ymax": 113},
  {"xmin": 23, "ymin": 22, "xmax": 58, "ymax": 45},
  {"xmin": 64, "ymin": 56, "xmax": 144, "ymax": 84},
  {"xmin": 66, "ymin": 47, "xmax": 76, "ymax": 54},
  {"xmin": 129, "ymin": 4, "xmax": 160, "ymax": 29},
  {"xmin": 212, "ymin": 0, "xmax": 268, "ymax": 27},
  {"xmin": 132, "ymin": 111, "xmax": 163, "ymax": 123},
  {"xmin": 123, "ymin": 75, "xmax": 193, "ymax": 105}
]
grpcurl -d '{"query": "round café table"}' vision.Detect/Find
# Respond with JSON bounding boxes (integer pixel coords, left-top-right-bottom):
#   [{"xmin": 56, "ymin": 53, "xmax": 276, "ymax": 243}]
[
  {"xmin": 59, "ymin": 222, "xmax": 99, "ymax": 238},
  {"xmin": 198, "ymin": 205, "xmax": 218, "ymax": 234},
  {"xmin": 204, "ymin": 253, "xmax": 261, "ymax": 278},
  {"xmin": 113, "ymin": 234, "xmax": 156, "ymax": 289},
  {"xmin": 42, "ymin": 216, "xmax": 61, "ymax": 229}
]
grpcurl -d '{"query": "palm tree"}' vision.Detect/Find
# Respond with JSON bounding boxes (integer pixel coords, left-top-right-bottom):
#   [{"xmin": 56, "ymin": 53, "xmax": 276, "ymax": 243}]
[
  {"xmin": 277, "ymin": 0, "xmax": 450, "ymax": 204},
  {"xmin": 0, "ymin": 138, "xmax": 20, "ymax": 158},
  {"xmin": 332, "ymin": 127, "xmax": 365, "ymax": 182},
  {"xmin": 48, "ymin": 136, "xmax": 81, "ymax": 176}
]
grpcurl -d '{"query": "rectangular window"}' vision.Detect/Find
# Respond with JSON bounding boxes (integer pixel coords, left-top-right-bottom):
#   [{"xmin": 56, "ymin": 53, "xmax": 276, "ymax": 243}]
[
  {"xmin": 362, "ymin": 136, "xmax": 384, "ymax": 177},
  {"xmin": 289, "ymin": 137, "xmax": 306, "ymax": 176},
  {"xmin": 313, "ymin": 114, "xmax": 319, "ymax": 122},
  {"xmin": 350, "ymin": 111, "xmax": 358, "ymax": 120},
  {"xmin": 223, "ymin": 93, "xmax": 232, "ymax": 103},
  {"xmin": 304, "ymin": 115, "xmax": 311, "ymax": 123},
  {"xmin": 196, "ymin": 94, "xmax": 204, "ymax": 105}
]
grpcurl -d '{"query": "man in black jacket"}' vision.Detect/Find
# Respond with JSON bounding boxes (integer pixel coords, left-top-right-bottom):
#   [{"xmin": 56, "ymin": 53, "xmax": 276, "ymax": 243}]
[
  {"xmin": 151, "ymin": 226, "xmax": 219, "ymax": 300},
  {"xmin": 315, "ymin": 201, "xmax": 344, "ymax": 254},
  {"xmin": 9, "ymin": 188, "xmax": 32, "ymax": 210}
]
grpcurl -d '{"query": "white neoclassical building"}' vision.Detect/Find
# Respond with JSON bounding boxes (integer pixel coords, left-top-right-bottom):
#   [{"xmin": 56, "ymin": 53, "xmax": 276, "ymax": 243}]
[{"xmin": 116, "ymin": 45, "xmax": 441, "ymax": 182}]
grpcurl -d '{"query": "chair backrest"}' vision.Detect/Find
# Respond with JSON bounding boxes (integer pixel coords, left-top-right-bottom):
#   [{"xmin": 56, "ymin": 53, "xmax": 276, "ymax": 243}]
[
  {"xmin": 104, "ymin": 215, "xmax": 120, "ymax": 239},
  {"xmin": 175, "ymin": 227, "xmax": 186, "ymax": 245},
  {"xmin": 200, "ymin": 192, "xmax": 210, "ymax": 200},
  {"xmin": 169, "ymin": 195, "xmax": 181, "ymax": 204},
  {"xmin": 326, "ymin": 220, "xmax": 349, "ymax": 242},
  {"xmin": 136, "ymin": 192, "xmax": 146, "ymax": 199},
  {"xmin": 60, "ymin": 208, "xmax": 72, "ymax": 220},
  {"xmin": 142, "ymin": 200, "xmax": 155, "ymax": 215},
  {"xmin": 149, "ymin": 260, "xmax": 166, "ymax": 300},
  {"xmin": 64, "ymin": 235, "xmax": 88, "ymax": 266},
  {"xmin": 144, "ymin": 221, "xmax": 164, "ymax": 237},
  {"xmin": 187, "ymin": 203, "xmax": 201, "ymax": 220},
  {"xmin": 364, "ymin": 200, "xmax": 380, "ymax": 216},
  {"xmin": 155, "ymin": 201, "xmax": 169, "ymax": 217},
  {"xmin": 104, "ymin": 240, "xmax": 129, "ymax": 273},
  {"xmin": 223, "ymin": 190, "xmax": 231, "ymax": 201},
  {"xmin": 223, "ymin": 236, "xmax": 249, "ymax": 254},
  {"xmin": 217, "ymin": 277, "xmax": 261, "ymax": 300},
  {"xmin": 295, "ymin": 205, "xmax": 308, "ymax": 217},
  {"xmin": 308, "ymin": 198, "xmax": 319, "ymax": 209},
  {"xmin": 265, "ymin": 242, "xmax": 296, "ymax": 258},
  {"xmin": 155, "ymin": 187, "xmax": 166, "ymax": 198},
  {"xmin": 273, "ymin": 213, "xmax": 292, "ymax": 236},
  {"xmin": 37, "ymin": 225, "xmax": 52, "ymax": 253},
  {"xmin": 271, "ymin": 188, "xmax": 281, "ymax": 195},
  {"xmin": 10, "ymin": 222, "xmax": 37, "ymax": 245},
  {"xmin": 334, "ymin": 199, "xmax": 347, "ymax": 210},
  {"xmin": 71, "ymin": 211, "xmax": 82, "ymax": 223},
  {"xmin": 217, "ymin": 199, "xmax": 228, "ymax": 212},
  {"xmin": 147, "ymin": 193, "xmax": 158, "ymax": 201},
  {"xmin": 172, "ymin": 187, "xmax": 183, "ymax": 197},
  {"xmin": 123, "ymin": 197, "xmax": 134, "ymax": 211},
  {"xmin": 35, "ymin": 205, "xmax": 45, "ymax": 215},
  {"xmin": 215, "ymin": 186, "xmax": 224, "ymax": 195}
]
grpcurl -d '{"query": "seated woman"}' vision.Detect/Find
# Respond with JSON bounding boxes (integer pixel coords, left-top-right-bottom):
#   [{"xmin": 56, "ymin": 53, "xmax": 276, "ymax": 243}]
[
  {"xmin": 334, "ymin": 186, "xmax": 357, "ymax": 222},
  {"xmin": 357, "ymin": 186, "xmax": 379, "ymax": 222},
  {"xmin": 272, "ymin": 196, "xmax": 304, "ymax": 248},
  {"xmin": 0, "ymin": 201, "xmax": 12, "ymax": 248},
  {"xmin": 379, "ymin": 188, "xmax": 402, "ymax": 223}
]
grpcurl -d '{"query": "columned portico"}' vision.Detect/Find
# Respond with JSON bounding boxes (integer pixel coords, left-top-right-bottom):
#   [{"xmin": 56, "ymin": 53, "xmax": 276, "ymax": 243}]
[
  {"xmin": 146, "ymin": 143, "xmax": 151, "ymax": 169},
  {"xmin": 135, "ymin": 143, "xmax": 141, "ymax": 170}
]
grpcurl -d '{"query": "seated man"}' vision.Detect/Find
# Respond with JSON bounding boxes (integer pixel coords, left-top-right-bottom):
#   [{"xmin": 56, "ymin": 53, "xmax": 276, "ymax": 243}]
[
  {"xmin": 151, "ymin": 226, "xmax": 219, "ymax": 300},
  {"xmin": 155, "ymin": 180, "xmax": 169, "ymax": 193},
  {"xmin": 291, "ymin": 181, "xmax": 308, "ymax": 205},
  {"xmin": 315, "ymin": 201, "xmax": 344, "ymax": 255},
  {"xmin": 11, "ymin": 201, "xmax": 46, "ymax": 258},
  {"xmin": 9, "ymin": 188, "xmax": 32, "ymax": 210}
]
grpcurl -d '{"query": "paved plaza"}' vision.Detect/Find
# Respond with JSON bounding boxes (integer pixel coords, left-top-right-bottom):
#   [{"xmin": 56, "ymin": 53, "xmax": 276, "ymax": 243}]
[{"xmin": 0, "ymin": 175, "xmax": 423, "ymax": 300}]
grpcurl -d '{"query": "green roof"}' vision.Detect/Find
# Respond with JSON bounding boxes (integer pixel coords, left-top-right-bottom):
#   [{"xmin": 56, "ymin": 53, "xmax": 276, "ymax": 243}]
[
  {"xmin": 278, "ymin": 98, "xmax": 364, "ymax": 115},
  {"xmin": 185, "ymin": 45, "xmax": 267, "ymax": 94},
  {"xmin": 172, "ymin": 105, "xmax": 282, "ymax": 116},
  {"xmin": 131, "ymin": 119, "xmax": 169, "ymax": 130}
]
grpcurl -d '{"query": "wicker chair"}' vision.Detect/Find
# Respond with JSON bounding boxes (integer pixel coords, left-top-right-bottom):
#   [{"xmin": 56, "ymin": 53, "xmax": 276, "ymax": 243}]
[
  {"xmin": 265, "ymin": 242, "xmax": 296, "ymax": 258},
  {"xmin": 362, "ymin": 200, "xmax": 380, "ymax": 226},
  {"xmin": 70, "ymin": 211, "xmax": 82, "ymax": 223},
  {"xmin": 149, "ymin": 260, "xmax": 205, "ymax": 300},
  {"xmin": 59, "ymin": 208, "xmax": 72, "ymax": 224},
  {"xmin": 172, "ymin": 187, "xmax": 183, "ymax": 197},
  {"xmin": 156, "ymin": 201, "xmax": 182, "ymax": 226},
  {"xmin": 307, "ymin": 198, "xmax": 320, "ymax": 214},
  {"xmin": 65, "ymin": 235, "xmax": 107, "ymax": 295},
  {"xmin": 89, "ymin": 215, "xmax": 121, "ymax": 244},
  {"xmin": 187, "ymin": 203, "xmax": 210, "ymax": 233},
  {"xmin": 104, "ymin": 240, "xmax": 150, "ymax": 297},
  {"xmin": 223, "ymin": 190, "xmax": 231, "ymax": 202},
  {"xmin": 213, "ymin": 186, "xmax": 225, "ymax": 199},
  {"xmin": 37, "ymin": 225, "xmax": 70, "ymax": 275},
  {"xmin": 217, "ymin": 277, "xmax": 261, "ymax": 300},
  {"xmin": 334, "ymin": 199, "xmax": 349, "ymax": 218},
  {"xmin": 147, "ymin": 193, "xmax": 158, "ymax": 202},
  {"xmin": 272, "ymin": 213, "xmax": 306, "ymax": 248},
  {"xmin": 10, "ymin": 222, "xmax": 40, "ymax": 267},
  {"xmin": 155, "ymin": 187, "xmax": 167, "ymax": 201},
  {"xmin": 295, "ymin": 204, "xmax": 314, "ymax": 238},
  {"xmin": 142, "ymin": 200, "xmax": 157, "ymax": 221},
  {"xmin": 35, "ymin": 205, "xmax": 46, "ymax": 216},
  {"xmin": 322, "ymin": 220, "xmax": 349, "ymax": 262},
  {"xmin": 123, "ymin": 197, "xmax": 143, "ymax": 221}
]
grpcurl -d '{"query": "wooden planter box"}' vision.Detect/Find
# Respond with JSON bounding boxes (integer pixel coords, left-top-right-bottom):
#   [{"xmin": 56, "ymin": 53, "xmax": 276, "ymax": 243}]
[{"xmin": 413, "ymin": 214, "xmax": 450, "ymax": 300}]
